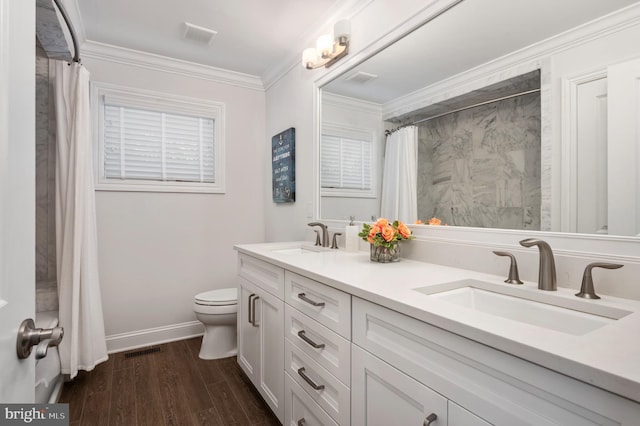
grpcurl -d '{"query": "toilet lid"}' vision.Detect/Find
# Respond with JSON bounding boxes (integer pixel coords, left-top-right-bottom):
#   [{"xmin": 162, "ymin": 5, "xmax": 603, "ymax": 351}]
[{"xmin": 195, "ymin": 288, "xmax": 238, "ymax": 306}]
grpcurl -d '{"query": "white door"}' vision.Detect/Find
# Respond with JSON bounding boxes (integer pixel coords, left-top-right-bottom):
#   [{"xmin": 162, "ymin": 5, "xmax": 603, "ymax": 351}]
[
  {"xmin": 608, "ymin": 58, "xmax": 640, "ymax": 236},
  {"xmin": 0, "ymin": 0, "xmax": 37, "ymax": 402}
]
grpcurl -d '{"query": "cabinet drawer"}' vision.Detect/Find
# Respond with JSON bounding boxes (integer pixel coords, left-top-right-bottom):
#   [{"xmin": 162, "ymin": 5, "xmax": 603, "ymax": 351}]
[
  {"xmin": 449, "ymin": 401, "xmax": 491, "ymax": 426},
  {"xmin": 351, "ymin": 344, "xmax": 447, "ymax": 426},
  {"xmin": 285, "ymin": 374, "xmax": 339, "ymax": 426},
  {"xmin": 285, "ymin": 304, "xmax": 350, "ymax": 386},
  {"xmin": 353, "ymin": 297, "xmax": 637, "ymax": 426},
  {"xmin": 285, "ymin": 271, "xmax": 350, "ymax": 339},
  {"xmin": 238, "ymin": 253, "xmax": 285, "ymax": 298},
  {"xmin": 285, "ymin": 339, "xmax": 350, "ymax": 426}
]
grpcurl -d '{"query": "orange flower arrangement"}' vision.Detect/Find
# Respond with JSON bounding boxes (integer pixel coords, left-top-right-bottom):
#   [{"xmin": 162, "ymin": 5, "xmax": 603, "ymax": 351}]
[
  {"xmin": 358, "ymin": 218, "xmax": 413, "ymax": 249},
  {"xmin": 416, "ymin": 217, "xmax": 444, "ymax": 226}
]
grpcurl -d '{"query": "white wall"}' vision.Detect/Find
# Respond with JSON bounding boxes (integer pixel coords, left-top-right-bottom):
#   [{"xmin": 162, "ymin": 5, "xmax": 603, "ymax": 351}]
[{"xmin": 83, "ymin": 53, "xmax": 266, "ymax": 351}]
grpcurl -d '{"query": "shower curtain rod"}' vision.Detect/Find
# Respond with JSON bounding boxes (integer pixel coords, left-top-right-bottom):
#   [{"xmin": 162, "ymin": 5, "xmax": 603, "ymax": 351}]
[
  {"xmin": 385, "ymin": 88, "xmax": 541, "ymax": 136},
  {"xmin": 52, "ymin": 0, "xmax": 81, "ymax": 63}
]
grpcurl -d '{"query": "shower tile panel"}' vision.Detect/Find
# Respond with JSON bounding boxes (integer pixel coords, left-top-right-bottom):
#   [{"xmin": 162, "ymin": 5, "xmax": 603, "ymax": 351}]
[{"xmin": 417, "ymin": 91, "xmax": 541, "ymax": 230}]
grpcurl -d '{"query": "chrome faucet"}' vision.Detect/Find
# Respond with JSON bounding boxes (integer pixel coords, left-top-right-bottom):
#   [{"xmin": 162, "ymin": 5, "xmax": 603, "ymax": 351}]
[
  {"xmin": 308, "ymin": 222, "xmax": 329, "ymax": 247},
  {"xmin": 519, "ymin": 238, "xmax": 557, "ymax": 291}
]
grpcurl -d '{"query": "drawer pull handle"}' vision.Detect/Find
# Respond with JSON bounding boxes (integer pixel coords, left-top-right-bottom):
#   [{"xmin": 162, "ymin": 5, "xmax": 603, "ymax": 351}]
[
  {"xmin": 297, "ymin": 419, "xmax": 306, "ymax": 426},
  {"xmin": 423, "ymin": 413, "xmax": 437, "ymax": 426},
  {"xmin": 298, "ymin": 330, "xmax": 325, "ymax": 349},
  {"xmin": 297, "ymin": 367, "xmax": 325, "ymax": 390},
  {"xmin": 250, "ymin": 295, "xmax": 260, "ymax": 327},
  {"xmin": 298, "ymin": 292, "xmax": 325, "ymax": 307}
]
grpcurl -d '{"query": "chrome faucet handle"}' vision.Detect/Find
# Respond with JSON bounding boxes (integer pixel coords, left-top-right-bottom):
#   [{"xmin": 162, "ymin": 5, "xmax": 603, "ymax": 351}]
[
  {"xmin": 313, "ymin": 230, "xmax": 321, "ymax": 246},
  {"xmin": 331, "ymin": 232, "xmax": 342, "ymax": 249},
  {"xmin": 493, "ymin": 251, "xmax": 523, "ymax": 284},
  {"xmin": 576, "ymin": 262, "xmax": 623, "ymax": 299}
]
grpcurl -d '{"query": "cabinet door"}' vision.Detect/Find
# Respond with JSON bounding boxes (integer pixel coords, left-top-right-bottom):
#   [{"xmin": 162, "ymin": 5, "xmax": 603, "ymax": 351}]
[
  {"xmin": 351, "ymin": 345, "xmax": 447, "ymax": 426},
  {"xmin": 238, "ymin": 277, "xmax": 260, "ymax": 384},
  {"xmin": 258, "ymin": 287, "xmax": 285, "ymax": 422}
]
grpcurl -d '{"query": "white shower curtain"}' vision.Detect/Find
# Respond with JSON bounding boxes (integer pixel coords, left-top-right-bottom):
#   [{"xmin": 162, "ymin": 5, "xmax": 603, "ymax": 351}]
[
  {"xmin": 380, "ymin": 126, "xmax": 418, "ymax": 224},
  {"xmin": 53, "ymin": 61, "xmax": 108, "ymax": 378}
]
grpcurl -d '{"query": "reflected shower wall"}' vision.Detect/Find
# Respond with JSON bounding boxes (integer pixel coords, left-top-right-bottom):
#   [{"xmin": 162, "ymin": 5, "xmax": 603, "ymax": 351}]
[
  {"xmin": 36, "ymin": 42, "xmax": 58, "ymax": 312},
  {"xmin": 416, "ymin": 91, "xmax": 541, "ymax": 229}
]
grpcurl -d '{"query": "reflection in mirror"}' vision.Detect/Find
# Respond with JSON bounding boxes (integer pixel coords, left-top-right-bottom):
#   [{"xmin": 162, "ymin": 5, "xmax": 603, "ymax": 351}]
[
  {"xmin": 319, "ymin": 0, "xmax": 640, "ymax": 236},
  {"xmin": 412, "ymin": 71, "xmax": 541, "ymax": 230}
]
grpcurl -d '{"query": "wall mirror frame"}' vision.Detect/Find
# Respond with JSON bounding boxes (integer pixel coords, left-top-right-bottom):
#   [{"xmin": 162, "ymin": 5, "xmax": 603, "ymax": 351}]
[{"xmin": 313, "ymin": 0, "xmax": 640, "ymax": 244}]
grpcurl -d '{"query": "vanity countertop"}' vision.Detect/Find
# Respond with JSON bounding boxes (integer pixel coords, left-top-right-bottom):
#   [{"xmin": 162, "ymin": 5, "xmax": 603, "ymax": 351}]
[{"xmin": 235, "ymin": 241, "xmax": 640, "ymax": 404}]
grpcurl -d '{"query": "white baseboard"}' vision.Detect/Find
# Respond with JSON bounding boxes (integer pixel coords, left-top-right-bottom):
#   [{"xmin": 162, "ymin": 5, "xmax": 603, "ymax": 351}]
[{"xmin": 106, "ymin": 320, "xmax": 204, "ymax": 354}]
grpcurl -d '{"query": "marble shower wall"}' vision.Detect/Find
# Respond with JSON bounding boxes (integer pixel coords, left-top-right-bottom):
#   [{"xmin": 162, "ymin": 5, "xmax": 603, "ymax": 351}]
[
  {"xmin": 417, "ymin": 91, "xmax": 541, "ymax": 230},
  {"xmin": 36, "ymin": 44, "xmax": 58, "ymax": 312}
]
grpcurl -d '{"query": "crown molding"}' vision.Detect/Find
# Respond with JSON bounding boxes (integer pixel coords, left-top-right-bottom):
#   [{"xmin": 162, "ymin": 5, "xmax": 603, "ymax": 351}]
[
  {"xmin": 323, "ymin": 92, "xmax": 382, "ymax": 114},
  {"xmin": 383, "ymin": 2, "xmax": 640, "ymax": 120},
  {"xmin": 82, "ymin": 40, "xmax": 264, "ymax": 91}
]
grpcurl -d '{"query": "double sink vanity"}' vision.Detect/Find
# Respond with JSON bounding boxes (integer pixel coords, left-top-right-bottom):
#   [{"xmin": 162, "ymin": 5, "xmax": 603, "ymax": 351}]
[{"xmin": 234, "ymin": 241, "xmax": 640, "ymax": 425}]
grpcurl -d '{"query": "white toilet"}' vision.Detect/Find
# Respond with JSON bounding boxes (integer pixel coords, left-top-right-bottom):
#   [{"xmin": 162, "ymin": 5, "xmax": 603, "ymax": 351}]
[{"xmin": 193, "ymin": 287, "xmax": 238, "ymax": 360}]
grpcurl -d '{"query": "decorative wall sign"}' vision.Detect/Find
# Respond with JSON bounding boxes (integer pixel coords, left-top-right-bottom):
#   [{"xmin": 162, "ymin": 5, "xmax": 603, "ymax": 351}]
[{"xmin": 272, "ymin": 127, "xmax": 295, "ymax": 203}]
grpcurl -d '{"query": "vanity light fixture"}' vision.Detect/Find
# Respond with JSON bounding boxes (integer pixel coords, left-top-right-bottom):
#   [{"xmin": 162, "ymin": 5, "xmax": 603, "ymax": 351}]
[{"xmin": 302, "ymin": 19, "xmax": 350, "ymax": 69}]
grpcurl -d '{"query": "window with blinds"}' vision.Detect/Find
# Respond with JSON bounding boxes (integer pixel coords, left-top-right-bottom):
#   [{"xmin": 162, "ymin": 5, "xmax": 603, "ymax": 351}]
[
  {"xmin": 93, "ymin": 83, "xmax": 225, "ymax": 193},
  {"xmin": 321, "ymin": 126, "xmax": 375, "ymax": 198}
]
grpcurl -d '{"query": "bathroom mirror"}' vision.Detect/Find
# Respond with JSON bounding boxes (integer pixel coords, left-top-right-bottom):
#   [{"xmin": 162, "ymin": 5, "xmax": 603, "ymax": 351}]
[{"xmin": 318, "ymin": 0, "xmax": 640, "ymax": 236}]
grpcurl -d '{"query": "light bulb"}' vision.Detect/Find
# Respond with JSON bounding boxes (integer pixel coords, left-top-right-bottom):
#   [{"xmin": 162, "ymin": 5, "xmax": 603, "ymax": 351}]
[
  {"xmin": 302, "ymin": 48, "xmax": 318, "ymax": 68},
  {"xmin": 333, "ymin": 19, "xmax": 350, "ymax": 41},
  {"xmin": 316, "ymin": 34, "xmax": 333, "ymax": 57}
]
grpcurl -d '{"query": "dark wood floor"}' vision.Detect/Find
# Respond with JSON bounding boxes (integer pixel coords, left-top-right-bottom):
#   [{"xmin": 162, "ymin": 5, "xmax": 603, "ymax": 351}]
[{"xmin": 59, "ymin": 337, "xmax": 281, "ymax": 426}]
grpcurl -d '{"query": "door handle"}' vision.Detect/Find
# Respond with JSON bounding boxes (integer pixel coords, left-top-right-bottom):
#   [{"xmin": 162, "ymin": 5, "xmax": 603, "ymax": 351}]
[
  {"xmin": 247, "ymin": 293, "xmax": 256, "ymax": 324},
  {"xmin": 16, "ymin": 318, "xmax": 64, "ymax": 360},
  {"xmin": 423, "ymin": 413, "xmax": 437, "ymax": 426},
  {"xmin": 250, "ymin": 295, "xmax": 260, "ymax": 327}
]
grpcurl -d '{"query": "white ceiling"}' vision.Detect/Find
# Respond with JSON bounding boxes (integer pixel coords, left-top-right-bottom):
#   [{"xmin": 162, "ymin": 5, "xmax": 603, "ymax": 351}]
[
  {"xmin": 71, "ymin": 0, "xmax": 640, "ymax": 92},
  {"xmin": 75, "ymin": 0, "xmax": 347, "ymax": 77}
]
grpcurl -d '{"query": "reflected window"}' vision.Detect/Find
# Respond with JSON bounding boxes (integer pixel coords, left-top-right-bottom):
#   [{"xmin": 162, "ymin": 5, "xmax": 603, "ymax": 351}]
[{"xmin": 321, "ymin": 124, "xmax": 375, "ymax": 198}]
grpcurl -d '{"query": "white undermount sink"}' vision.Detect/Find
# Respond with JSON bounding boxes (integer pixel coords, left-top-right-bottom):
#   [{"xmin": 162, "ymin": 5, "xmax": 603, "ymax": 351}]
[{"xmin": 415, "ymin": 279, "xmax": 633, "ymax": 335}]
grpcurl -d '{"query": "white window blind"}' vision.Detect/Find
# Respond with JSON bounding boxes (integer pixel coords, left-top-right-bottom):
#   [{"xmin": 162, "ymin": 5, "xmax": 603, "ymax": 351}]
[
  {"xmin": 103, "ymin": 104, "xmax": 215, "ymax": 183},
  {"xmin": 321, "ymin": 133, "xmax": 372, "ymax": 191},
  {"xmin": 92, "ymin": 83, "xmax": 225, "ymax": 193}
]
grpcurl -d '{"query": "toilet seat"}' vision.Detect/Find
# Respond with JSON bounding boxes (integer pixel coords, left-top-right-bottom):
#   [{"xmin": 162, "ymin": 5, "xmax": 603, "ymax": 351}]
[{"xmin": 194, "ymin": 287, "xmax": 238, "ymax": 306}]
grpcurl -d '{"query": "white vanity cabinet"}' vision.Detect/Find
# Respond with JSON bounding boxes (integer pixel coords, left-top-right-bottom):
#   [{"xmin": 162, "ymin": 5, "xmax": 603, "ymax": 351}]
[
  {"xmin": 237, "ymin": 254, "xmax": 285, "ymax": 422},
  {"xmin": 352, "ymin": 297, "xmax": 640, "ymax": 426},
  {"xmin": 234, "ymin": 246, "xmax": 640, "ymax": 426},
  {"xmin": 283, "ymin": 271, "xmax": 352, "ymax": 426}
]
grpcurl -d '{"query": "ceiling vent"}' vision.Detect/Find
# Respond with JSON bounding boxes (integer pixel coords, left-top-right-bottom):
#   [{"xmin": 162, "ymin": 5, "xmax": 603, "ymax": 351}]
[
  {"xmin": 346, "ymin": 71, "xmax": 378, "ymax": 84},
  {"xmin": 183, "ymin": 22, "xmax": 218, "ymax": 45}
]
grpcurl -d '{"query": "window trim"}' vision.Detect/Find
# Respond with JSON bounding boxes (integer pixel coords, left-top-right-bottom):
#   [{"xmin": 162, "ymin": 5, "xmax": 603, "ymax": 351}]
[
  {"xmin": 321, "ymin": 123, "xmax": 376, "ymax": 199},
  {"xmin": 91, "ymin": 82, "xmax": 226, "ymax": 193}
]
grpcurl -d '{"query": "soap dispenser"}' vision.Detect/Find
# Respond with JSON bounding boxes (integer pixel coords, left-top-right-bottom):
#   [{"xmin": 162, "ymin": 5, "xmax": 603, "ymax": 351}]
[{"xmin": 345, "ymin": 216, "xmax": 359, "ymax": 252}]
